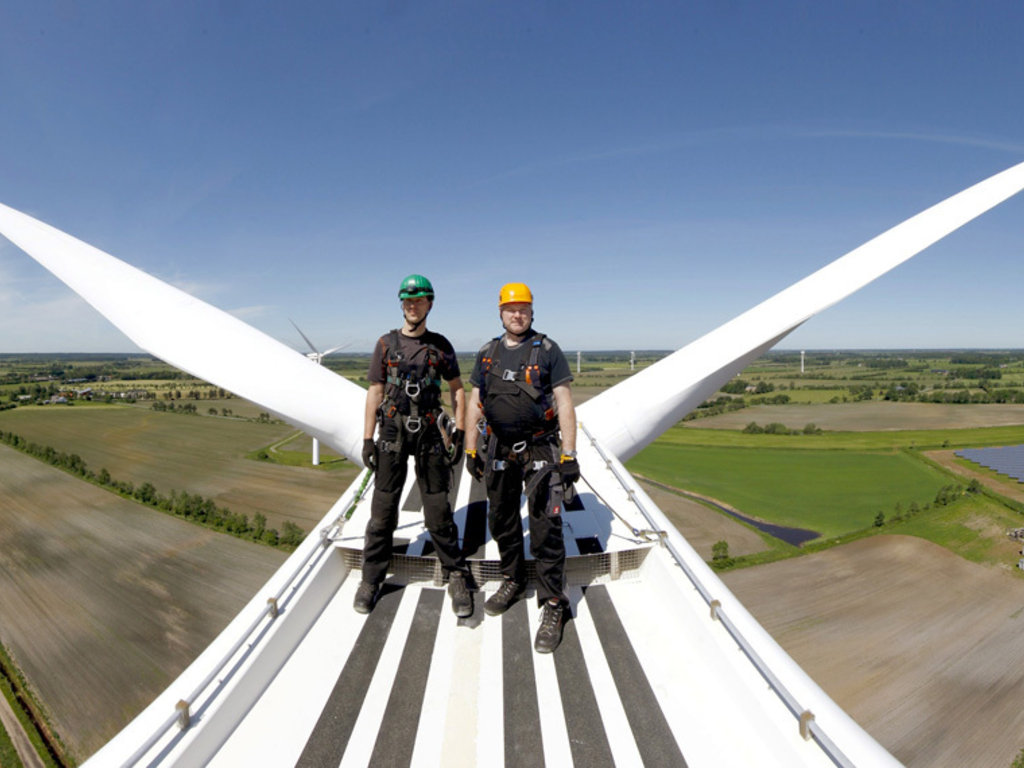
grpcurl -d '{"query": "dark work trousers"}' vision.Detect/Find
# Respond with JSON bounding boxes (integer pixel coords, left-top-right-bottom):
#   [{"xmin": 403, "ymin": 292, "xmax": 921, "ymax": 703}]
[
  {"xmin": 485, "ymin": 440, "xmax": 567, "ymax": 606},
  {"xmin": 363, "ymin": 419, "xmax": 468, "ymax": 586}
]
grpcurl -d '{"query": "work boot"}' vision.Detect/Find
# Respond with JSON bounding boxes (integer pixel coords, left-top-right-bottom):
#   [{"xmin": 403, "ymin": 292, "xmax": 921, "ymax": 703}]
[
  {"xmin": 484, "ymin": 578, "xmax": 525, "ymax": 616},
  {"xmin": 353, "ymin": 581, "xmax": 380, "ymax": 614},
  {"xmin": 534, "ymin": 600, "xmax": 565, "ymax": 654},
  {"xmin": 448, "ymin": 571, "xmax": 473, "ymax": 618}
]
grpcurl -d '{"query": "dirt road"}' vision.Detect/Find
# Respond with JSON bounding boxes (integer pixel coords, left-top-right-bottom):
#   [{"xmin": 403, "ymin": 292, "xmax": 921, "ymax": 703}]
[{"xmin": 0, "ymin": 690, "xmax": 45, "ymax": 768}]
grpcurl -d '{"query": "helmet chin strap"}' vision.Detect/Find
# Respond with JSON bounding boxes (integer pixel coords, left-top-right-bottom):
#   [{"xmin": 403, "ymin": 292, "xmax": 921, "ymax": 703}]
[
  {"xmin": 403, "ymin": 301, "xmax": 431, "ymax": 332},
  {"xmin": 501, "ymin": 314, "xmax": 534, "ymax": 337}
]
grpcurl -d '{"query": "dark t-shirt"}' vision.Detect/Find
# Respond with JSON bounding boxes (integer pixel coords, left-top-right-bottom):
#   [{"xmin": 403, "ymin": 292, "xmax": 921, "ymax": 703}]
[
  {"xmin": 369, "ymin": 329, "xmax": 459, "ymax": 416},
  {"xmin": 470, "ymin": 329, "xmax": 572, "ymax": 438},
  {"xmin": 368, "ymin": 329, "xmax": 460, "ymax": 384}
]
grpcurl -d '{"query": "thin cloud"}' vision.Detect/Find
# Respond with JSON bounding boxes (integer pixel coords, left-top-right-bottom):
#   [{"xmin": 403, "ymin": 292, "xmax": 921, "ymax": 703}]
[{"xmin": 800, "ymin": 129, "xmax": 1024, "ymax": 156}]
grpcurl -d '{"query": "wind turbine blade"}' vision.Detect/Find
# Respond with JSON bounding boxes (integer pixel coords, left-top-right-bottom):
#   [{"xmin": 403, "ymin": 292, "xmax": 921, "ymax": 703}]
[
  {"xmin": 579, "ymin": 160, "xmax": 1024, "ymax": 461},
  {"xmin": 288, "ymin": 317, "xmax": 320, "ymax": 355},
  {"xmin": 0, "ymin": 204, "xmax": 368, "ymax": 466}
]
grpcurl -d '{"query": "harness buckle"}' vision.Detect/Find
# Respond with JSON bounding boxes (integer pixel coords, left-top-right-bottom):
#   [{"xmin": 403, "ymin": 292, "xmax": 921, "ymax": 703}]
[
  {"xmin": 405, "ymin": 416, "xmax": 422, "ymax": 434},
  {"xmin": 502, "ymin": 369, "xmax": 517, "ymax": 382},
  {"xmin": 512, "ymin": 440, "xmax": 528, "ymax": 454},
  {"xmin": 404, "ymin": 380, "xmax": 421, "ymax": 400},
  {"xmin": 492, "ymin": 459, "xmax": 507, "ymax": 471},
  {"xmin": 532, "ymin": 460, "xmax": 548, "ymax": 471}
]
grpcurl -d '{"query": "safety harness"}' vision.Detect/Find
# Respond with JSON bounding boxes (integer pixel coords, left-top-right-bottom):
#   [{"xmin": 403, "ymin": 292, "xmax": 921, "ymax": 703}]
[
  {"xmin": 480, "ymin": 333, "xmax": 557, "ymax": 429},
  {"xmin": 477, "ymin": 333, "xmax": 561, "ymax": 479},
  {"xmin": 378, "ymin": 329, "xmax": 446, "ymax": 455}
]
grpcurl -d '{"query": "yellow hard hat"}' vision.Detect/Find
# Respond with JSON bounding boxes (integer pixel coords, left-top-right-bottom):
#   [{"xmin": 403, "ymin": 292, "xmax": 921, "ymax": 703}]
[{"xmin": 499, "ymin": 282, "xmax": 533, "ymax": 306}]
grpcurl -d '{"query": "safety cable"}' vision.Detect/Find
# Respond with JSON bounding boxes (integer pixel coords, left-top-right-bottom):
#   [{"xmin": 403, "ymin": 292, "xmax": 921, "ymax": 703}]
[
  {"xmin": 343, "ymin": 468, "xmax": 374, "ymax": 521},
  {"xmin": 577, "ymin": 467, "xmax": 665, "ymax": 543}
]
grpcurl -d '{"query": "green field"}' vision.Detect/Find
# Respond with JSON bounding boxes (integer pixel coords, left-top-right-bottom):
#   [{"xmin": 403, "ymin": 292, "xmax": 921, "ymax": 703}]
[
  {"xmin": 628, "ymin": 443, "xmax": 951, "ymax": 538},
  {"xmin": 892, "ymin": 492, "xmax": 1024, "ymax": 567},
  {"xmin": 626, "ymin": 416, "xmax": 1024, "ymax": 575},
  {"xmin": 0, "ymin": 724, "xmax": 20, "ymax": 768},
  {"xmin": 659, "ymin": 423, "xmax": 1024, "ymax": 451}
]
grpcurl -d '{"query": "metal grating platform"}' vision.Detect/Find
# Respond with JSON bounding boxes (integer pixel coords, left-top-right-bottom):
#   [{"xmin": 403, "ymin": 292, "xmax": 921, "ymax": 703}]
[{"xmin": 333, "ymin": 547, "xmax": 651, "ymax": 587}]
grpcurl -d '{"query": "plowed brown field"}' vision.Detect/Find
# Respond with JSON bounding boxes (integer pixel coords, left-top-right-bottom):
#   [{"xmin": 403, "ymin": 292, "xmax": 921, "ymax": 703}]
[
  {"xmin": 691, "ymin": 401, "xmax": 1024, "ymax": 431},
  {"xmin": 724, "ymin": 535, "xmax": 1024, "ymax": 767},
  {"xmin": 0, "ymin": 444, "xmax": 287, "ymax": 761}
]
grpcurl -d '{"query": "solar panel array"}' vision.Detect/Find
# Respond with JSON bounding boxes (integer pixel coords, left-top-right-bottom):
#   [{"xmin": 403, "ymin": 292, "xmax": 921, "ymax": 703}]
[{"xmin": 956, "ymin": 444, "xmax": 1024, "ymax": 483}]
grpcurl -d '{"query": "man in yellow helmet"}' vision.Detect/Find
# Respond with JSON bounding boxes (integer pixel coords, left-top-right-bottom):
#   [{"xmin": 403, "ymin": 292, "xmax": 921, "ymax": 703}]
[
  {"xmin": 355, "ymin": 274, "xmax": 472, "ymax": 618},
  {"xmin": 464, "ymin": 282, "xmax": 579, "ymax": 653}
]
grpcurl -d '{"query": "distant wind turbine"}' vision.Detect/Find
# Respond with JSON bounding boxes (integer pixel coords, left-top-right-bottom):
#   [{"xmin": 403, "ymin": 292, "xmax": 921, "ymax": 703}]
[{"xmin": 290, "ymin": 319, "xmax": 348, "ymax": 465}]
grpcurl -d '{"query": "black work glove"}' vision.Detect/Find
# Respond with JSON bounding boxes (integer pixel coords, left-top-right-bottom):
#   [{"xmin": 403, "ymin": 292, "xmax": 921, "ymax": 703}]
[
  {"xmin": 362, "ymin": 438, "xmax": 377, "ymax": 471},
  {"xmin": 558, "ymin": 456, "xmax": 580, "ymax": 485},
  {"xmin": 466, "ymin": 450, "xmax": 486, "ymax": 481},
  {"xmin": 447, "ymin": 429, "xmax": 465, "ymax": 466}
]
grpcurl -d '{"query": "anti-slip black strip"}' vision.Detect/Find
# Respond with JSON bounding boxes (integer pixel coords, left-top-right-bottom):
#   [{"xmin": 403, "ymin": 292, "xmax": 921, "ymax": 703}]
[
  {"xmin": 503, "ymin": 599, "xmax": 543, "ymax": 767},
  {"xmin": 294, "ymin": 584, "xmax": 404, "ymax": 768},
  {"xmin": 553, "ymin": 614, "xmax": 616, "ymax": 767},
  {"xmin": 585, "ymin": 585, "xmax": 688, "ymax": 767},
  {"xmin": 368, "ymin": 588, "xmax": 445, "ymax": 766}
]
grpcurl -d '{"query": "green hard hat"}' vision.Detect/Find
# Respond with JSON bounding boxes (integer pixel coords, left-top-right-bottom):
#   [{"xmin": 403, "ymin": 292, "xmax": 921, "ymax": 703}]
[{"xmin": 398, "ymin": 274, "xmax": 435, "ymax": 300}]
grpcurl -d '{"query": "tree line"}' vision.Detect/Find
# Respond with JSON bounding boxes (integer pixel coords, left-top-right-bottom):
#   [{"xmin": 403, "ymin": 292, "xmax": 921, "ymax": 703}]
[{"xmin": 0, "ymin": 429, "xmax": 305, "ymax": 550}]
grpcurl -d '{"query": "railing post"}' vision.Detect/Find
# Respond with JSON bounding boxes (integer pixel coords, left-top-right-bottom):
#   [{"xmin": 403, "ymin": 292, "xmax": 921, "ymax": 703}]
[
  {"xmin": 710, "ymin": 599, "xmax": 722, "ymax": 621},
  {"xmin": 176, "ymin": 700, "xmax": 190, "ymax": 730},
  {"xmin": 800, "ymin": 710, "xmax": 815, "ymax": 740}
]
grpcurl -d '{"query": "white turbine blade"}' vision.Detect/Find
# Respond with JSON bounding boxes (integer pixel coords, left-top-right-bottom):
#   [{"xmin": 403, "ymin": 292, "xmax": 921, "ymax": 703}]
[
  {"xmin": 0, "ymin": 204, "xmax": 368, "ymax": 465},
  {"xmin": 289, "ymin": 317, "xmax": 320, "ymax": 355},
  {"xmin": 579, "ymin": 160, "xmax": 1024, "ymax": 461}
]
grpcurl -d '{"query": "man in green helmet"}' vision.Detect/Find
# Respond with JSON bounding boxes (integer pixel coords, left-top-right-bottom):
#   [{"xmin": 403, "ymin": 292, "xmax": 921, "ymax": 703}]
[{"xmin": 355, "ymin": 274, "xmax": 472, "ymax": 618}]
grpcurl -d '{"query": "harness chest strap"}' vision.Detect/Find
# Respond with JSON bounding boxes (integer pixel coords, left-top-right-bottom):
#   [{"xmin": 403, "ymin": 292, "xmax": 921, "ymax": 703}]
[
  {"xmin": 384, "ymin": 329, "xmax": 443, "ymax": 393},
  {"xmin": 378, "ymin": 330, "xmax": 447, "ymax": 451},
  {"xmin": 481, "ymin": 334, "xmax": 556, "ymax": 421}
]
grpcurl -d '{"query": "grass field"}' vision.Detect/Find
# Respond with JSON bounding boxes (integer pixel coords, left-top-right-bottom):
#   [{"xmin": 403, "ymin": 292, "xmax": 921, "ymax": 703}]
[
  {"xmin": 664, "ymin": 420, "xmax": 1024, "ymax": 450},
  {"xmin": 888, "ymin": 491, "xmax": 1024, "ymax": 567},
  {"xmin": 0, "ymin": 724, "xmax": 21, "ymax": 768},
  {"xmin": 0, "ymin": 404, "xmax": 358, "ymax": 534},
  {"xmin": 628, "ymin": 442, "xmax": 951, "ymax": 538}
]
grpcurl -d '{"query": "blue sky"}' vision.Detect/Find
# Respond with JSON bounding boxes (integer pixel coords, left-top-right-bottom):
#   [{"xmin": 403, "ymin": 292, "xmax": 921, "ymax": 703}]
[{"xmin": 1, "ymin": 1, "xmax": 1022, "ymax": 353}]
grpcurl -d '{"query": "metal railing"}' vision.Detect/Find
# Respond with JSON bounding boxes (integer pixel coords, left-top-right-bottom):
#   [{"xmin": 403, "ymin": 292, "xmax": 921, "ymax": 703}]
[
  {"xmin": 578, "ymin": 422, "xmax": 855, "ymax": 768},
  {"xmin": 120, "ymin": 470, "xmax": 373, "ymax": 767}
]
